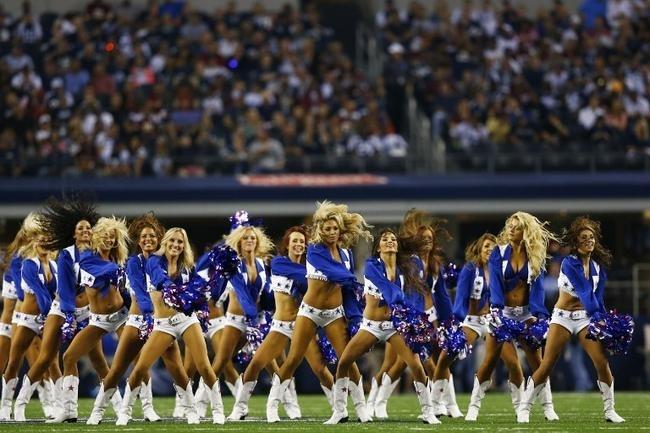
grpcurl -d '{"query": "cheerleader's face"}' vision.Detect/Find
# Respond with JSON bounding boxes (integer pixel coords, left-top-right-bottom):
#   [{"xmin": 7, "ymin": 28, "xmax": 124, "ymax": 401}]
[
  {"xmin": 139, "ymin": 227, "xmax": 159, "ymax": 254},
  {"xmin": 74, "ymin": 220, "xmax": 92, "ymax": 245},
  {"xmin": 321, "ymin": 219, "xmax": 340, "ymax": 245},
  {"xmin": 507, "ymin": 217, "xmax": 524, "ymax": 243},
  {"xmin": 377, "ymin": 231, "xmax": 398, "ymax": 254},
  {"xmin": 577, "ymin": 229, "xmax": 595, "ymax": 255},
  {"xmin": 480, "ymin": 239, "xmax": 496, "ymax": 265},
  {"xmin": 166, "ymin": 232, "xmax": 185, "ymax": 257},
  {"xmin": 420, "ymin": 229, "xmax": 433, "ymax": 253},
  {"xmin": 35, "ymin": 234, "xmax": 50, "ymax": 257},
  {"xmin": 99, "ymin": 230, "xmax": 117, "ymax": 251},
  {"xmin": 288, "ymin": 231, "xmax": 306, "ymax": 259},
  {"xmin": 240, "ymin": 229, "xmax": 257, "ymax": 254}
]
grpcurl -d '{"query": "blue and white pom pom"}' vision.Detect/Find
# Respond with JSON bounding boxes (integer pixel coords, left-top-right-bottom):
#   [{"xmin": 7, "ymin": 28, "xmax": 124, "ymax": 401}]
[
  {"xmin": 316, "ymin": 330, "xmax": 338, "ymax": 365},
  {"xmin": 586, "ymin": 310, "xmax": 634, "ymax": 355},
  {"xmin": 391, "ymin": 302, "xmax": 436, "ymax": 359},
  {"xmin": 437, "ymin": 318, "xmax": 471, "ymax": 360},
  {"xmin": 138, "ymin": 312, "xmax": 154, "ymax": 341},
  {"xmin": 488, "ymin": 308, "xmax": 526, "ymax": 343},
  {"xmin": 523, "ymin": 318, "xmax": 549, "ymax": 350},
  {"xmin": 60, "ymin": 312, "xmax": 77, "ymax": 343},
  {"xmin": 442, "ymin": 262, "xmax": 459, "ymax": 287}
]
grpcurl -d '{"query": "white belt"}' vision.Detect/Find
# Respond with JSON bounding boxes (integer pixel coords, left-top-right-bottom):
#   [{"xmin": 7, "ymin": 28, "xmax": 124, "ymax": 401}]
[
  {"xmin": 554, "ymin": 308, "xmax": 588, "ymax": 320},
  {"xmin": 504, "ymin": 305, "xmax": 530, "ymax": 316}
]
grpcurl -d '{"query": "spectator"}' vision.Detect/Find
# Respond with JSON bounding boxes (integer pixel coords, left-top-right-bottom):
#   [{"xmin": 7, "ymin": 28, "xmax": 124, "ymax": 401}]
[{"xmin": 248, "ymin": 125, "xmax": 285, "ymax": 173}]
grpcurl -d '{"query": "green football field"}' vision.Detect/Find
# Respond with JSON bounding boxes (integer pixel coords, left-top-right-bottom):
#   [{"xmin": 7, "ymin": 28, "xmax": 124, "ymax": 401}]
[{"xmin": 1, "ymin": 392, "xmax": 649, "ymax": 432}]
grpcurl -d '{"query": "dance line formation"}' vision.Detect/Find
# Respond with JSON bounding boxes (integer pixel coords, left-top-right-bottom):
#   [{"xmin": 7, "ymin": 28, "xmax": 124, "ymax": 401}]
[{"xmin": 0, "ymin": 197, "xmax": 634, "ymax": 425}]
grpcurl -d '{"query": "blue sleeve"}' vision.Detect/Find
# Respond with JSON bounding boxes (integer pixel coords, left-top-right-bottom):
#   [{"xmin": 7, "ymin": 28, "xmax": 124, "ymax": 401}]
[
  {"xmin": 529, "ymin": 272, "xmax": 549, "ymax": 318},
  {"xmin": 145, "ymin": 255, "xmax": 172, "ymax": 291},
  {"xmin": 433, "ymin": 271, "xmax": 453, "ymax": 320},
  {"xmin": 195, "ymin": 252, "xmax": 211, "ymax": 275},
  {"xmin": 21, "ymin": 261, "xmax": 53, "ymax": 314},
  {"xmin": 488, "ymin": 248, "xmax": 505, "ymax": 308},
  {"xmin": 452, "ymin": 263, "xmax": 474, "ymax": 321},
  {"xmin": 561, "ymin": 257, "xmax": 604, "ymax": 316},
  {"xmin": 127, "ymin": 256, "xmax": 153, "ymax": 314},
  {"xmin": 56, "ymin": 249, "xmax": 77, "ymax": 314},
  {"xmin": 596, "ymin": 267, "xmax": 607, "ymax": 311},
  {"xmin": 363, "ymin": 259, "xmax": 404, "ymax": 306},
  {"xmin": 11, "ymin": 257, "xmax": 24, "ymax": 301}
]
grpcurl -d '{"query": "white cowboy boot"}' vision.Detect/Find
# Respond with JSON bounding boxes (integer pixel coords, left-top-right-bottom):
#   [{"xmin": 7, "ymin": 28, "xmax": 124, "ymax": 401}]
[
  {"xmin": 465, "ymin": 376, "xmax": 491, "ymax": 421},
  {"xmin": 414, "ymin": 381, "xmax": 441, "ymax": 424},
  {"xmin": 518, "ymin": 377, "xmax": 545, "ymax": 423},
  {"xmin": 14, "ymin": 376, "xmax": 39, "ymax": 421},
  {"xmin": 87, "ymin": 384, "xmax": 117, "ymax": 425},
  {"xmin": 180, "ymin": 382, "xmax": 200, "ymax": 424},
  {"xmin": 597, "ymin": 380, "xmax": 625, "ymax": 423},
  {"xmin": 116, "ymin": 383, "xmax": 141, "ymax": 426},
  {"xmin": 209, "ymin": 380, "xmax": 224, "ymax": 424},
  {"xmin": 537, "ymin": 380, "xmax": 559, "ymax": 421},
  {"xmin": 320, "ymin": 384, "xmax": 334, "ymax": 409},
  {"xmin": 46, "ymin": 375, "xmax": 78, "ymax": 423},
  {"xmin": 228, "ymin": 379, "xmax": 256, "ymax": 421},
  {"xmin": 35, "ymin": 380, "xmax": 53, "ymax": 418},
  {"xmin": 431, "ymin": 379, "xmax": 448, "ymax": 417},
  {"xmin": 139, "ymin": 378, "xmax": 161, "ymax": 422},
  {"xmin": 444, "ymin": 375, "xmax": 463, "ymax": 418},
  {"xmin": 282, "ymin": 378, "xmax": 301, "ymax": 419},
  {"xmin": 266, "ymin": 374, "xmax": 290, "ymax": 423},
  {"xmin": 225, "ymin": 380, "xmax": 238, "ymax": 396},
  {"xmin": 172, "ymin": 389, "xmax": 185, "ymax": 418},
  {"xmin": 373, "ymin": 373, "xmax": 398, "ymax": 419},
  {"xmin": 323, "ymin": 377, "xmax": 349, "ymax": 424},
  {"xmin": 42, "ymin": 378, "xmax": 57, "ymax": 418},
  {"xmin": 366, "ymin": 377, "xmax": 378, "ymax": 417},
  {"xmin": 508, "ymin": 380, "xmax": 524, "ymax": 415},
  {"xmin": 0, "ymin": 377, "xmax": 17, "ymax": 421},
  {"xmin": 348, "ymin": 378, "xmax": 372, "ymax": 422},
  {"xmin": 194, "ymin": 377, "xmax": 210, "ymax": 418}
]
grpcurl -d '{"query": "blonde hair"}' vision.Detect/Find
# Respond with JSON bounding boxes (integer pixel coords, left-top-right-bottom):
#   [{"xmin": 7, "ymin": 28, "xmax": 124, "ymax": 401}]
[
  {"xmin": 91, "ymin": 216, "xmax": 130, "ymax": 265},
  {"xmin": 17, "ymin": 212, "xmax": 45, "ymax": 259},
  {"xmin": 310, "ymin": 201, "xmax": 373, "ymax": 248},
  {"xmin": 225, "ymin": 225, "xmax": 274, "ymax": 259},
  {"xmin": 155, "ymin": 227, "xmax": 194, "ymax": 271},
  {"xmin": 497, "ymin": 212, "xmax": 559, "ymax": 278},
  {"xmin": 465, "ymin": 233, "xmax": 497, "ymax": 266}
]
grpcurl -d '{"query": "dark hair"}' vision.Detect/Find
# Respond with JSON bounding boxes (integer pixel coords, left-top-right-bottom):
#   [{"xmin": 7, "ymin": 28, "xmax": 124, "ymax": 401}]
[
  {"xmin": 564, "ymin": 216, "xmax": 612, "ymax": 267},
  {"xmin": 372, "ymin": 227, "xmax": 426, "ymax": 296},
  {"xmin": 399, "ymin": 208, "xmax": 451, "ymax": 276},
  {"xmin": 40, "ymin": 193, "xmax": 99, "ymax": 251},
  {"xmin": 278, "ymin": 225, "xmax": 309, "ymax": 264},
  {"xmin": 128, "ymin": 212, "xmax": 166, "ymax": 254}
]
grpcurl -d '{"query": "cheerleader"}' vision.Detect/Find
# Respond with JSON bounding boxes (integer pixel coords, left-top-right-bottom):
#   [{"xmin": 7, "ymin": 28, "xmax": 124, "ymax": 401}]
[
  {"xmin": 49, "ymin": 217, "xmax": 131, "ymax": 423},
  {"xmin": 117, "ymin": 228, "xmax": 220, "ymax": 425},
  {"xmin": 13, "ymin": 197, "xmax": 109, "ymax": 421},
  {"xmin": 266, "ymin": 201, "xmax": 373, "ymax": 423},
  {"xmin": 210, "ymin": 212, "xmax": 274, "ymax": 422},
  {"xmin": 87, "ymin": 213, "xmax": 174, "ymax": 424},
  {"xmin": 228, "ymin": 226, "xmax": 334, "ymax": 421},
  {"xmin": 431, "ymin": 234, "xmax": 525, "ymax": 417},
  {"xmin": 518, "ymin": 217, "xmax": 625, "ymax": 423},
  {"xmin": 327, "ymin": 228, "xmax": 440, "ymax": 424},
  {"xmin": 466, "ymin": 212, "xmax": 559, "ymax": 422},
  {"xmin": 0, "ymin": 214, "xmax": 56, "ymax": 421}
]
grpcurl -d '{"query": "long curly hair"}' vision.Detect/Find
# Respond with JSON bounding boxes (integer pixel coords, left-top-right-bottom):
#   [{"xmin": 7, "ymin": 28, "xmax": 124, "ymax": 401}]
[
  {"xmin": 399, "ymin": 208, "xmax": 450, "ymax": 277},
  {"xmin": 497, "ymin": 211, "xmax": 559, "ymax": 278},
  {"xmin": 564, "ymin": 216, "xmax": 612, "ymax": 267},
  {"xmin": 91, "ymin": 217, "xmax": 130, "ymax": 265},
  {"xmin": 372, "ymin": 227, "xmax": 426, "ymax": 296},
  {"xmin": 225, "ymin": 225, "xmax": 274, "ymax": 259},
  {"xmin": 128, "ymin": 212, "xmax": 165, "ymax": 254},
  {"xmin": 155, "ymin": 227, "xmax": 195, "ymax": 271},
  {"xmin": 465, "ymin": 233, "xmax": 498, "ymax": 266},
  {"xmin": 40, "ymin": 194, "xmax": 99, "ymax": 251},
  {"xmin": 310, "ymin": 201, "xmax": 373, "ymax": 249},
  {"xmin": 5, "ymin": 214, "xmax": 35, "ymax": 262},
  {"xmin": 278, "ymin": 225, "xmax": 309, "ymax": 264},
  {"xmin": 16, "ymin": 213, "xmax": 45, "ymax": 259}
]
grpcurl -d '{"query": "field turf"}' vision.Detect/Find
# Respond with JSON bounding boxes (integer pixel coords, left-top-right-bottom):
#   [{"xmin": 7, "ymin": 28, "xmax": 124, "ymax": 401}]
[{"xmin": 1, "ymin": 392, "xmax": 648, "ymax": 432}]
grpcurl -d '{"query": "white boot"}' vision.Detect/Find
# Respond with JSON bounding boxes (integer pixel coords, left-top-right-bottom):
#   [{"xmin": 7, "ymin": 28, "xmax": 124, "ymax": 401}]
[
  {"xmin": 0, "ymin": 377, "xmax": 17, "ymax": 421},
  {"xmin": 374, "ymin": 373, "xmax": 398, "ymax": 420},
  {"xmin": 508, "ymin": 381, "xmax": 524, "ymax": 415},
  {"xmin": 431, "ymin": 379, "xmax": 448, "ymax": 417},
  {"xmin": 225, "ymin": 380, "xmax": 238, "ymax": 397},
  {"xmin": 209, "ymin": 380, "xmax": 225, "ymax": 424},
  {"xmin": 267, "ymin": 374, "xmax": 290, "ymax": 423},
  {"xmin": 282, "ymin": 378, "xmax": 302, "ymax": 419},
  {"xmin": 179, "ymin": 382, "xmax": 200, "ymax": 424},
  {"xmin": 598, "ymin": 380, "xmax": 625, "ymax": 423},
  {"xmin": 324, "ymin": 377, "xmax": 349, "ymax": 424},
  {"xmin": 465, "ymin": 376, "xmax": 490, "ymax": 421},
  {"xmin": 46, "ymin": 375, "xmax": 78, "ymax": 423},
  {"xmin": 414, "ymin": 381, "xmax": 441, "ymax": 424},
  {"xmin": 110, "ymin": 388, "xmax": 122, "ymax": 415},
  {"xmin": 194, "ymin": 377, "xmax": 210, "ymax": 418},
  {"xmin": 228, "ymin": 380, "xmax": 256, "ymax": 421},
  {"xmin": 138, "ymin": 378, "xmax": 161, "ymax": 422},
  {"xmin": 320, "ymin": 384, "xmax": 334, "ymax": 410},
  {"xmin": 537, "ymin": 380, "xmax": 559, "ymax": 421},
  {"xmin": 349, "ymin": 378, "xmax": 372, "ymax": 422},
  {"xmin": 42, "ymin": 378, "xmax": 57, "ymax": 418},
  {"xmin": 116, "ymin": 383, "xmax": 141, "ymax": 426},
  {"xmin": 518, "ymin": 377, "xmax": 545, "ymax": 423},
  {"xmin": 172, "ymin": 388, "xmax": 185, "ymax": 418},
  {"xmin": 444, "ymin": 375, "xmax": 463, "ymax": 418},
  {"xmin": 35, "ymin": 380, "xmax": 52, "ymax": 419},
  {"xmin": 87, "ymin": 384, "xmax": 117, "ymax": 425},
  {"xmin": 366, "ymin": 377, "xmax": 378, "ymax": 417},
  {"xmin": 14, "ymin": 376, "xmax": 39, "ymax": 421}
]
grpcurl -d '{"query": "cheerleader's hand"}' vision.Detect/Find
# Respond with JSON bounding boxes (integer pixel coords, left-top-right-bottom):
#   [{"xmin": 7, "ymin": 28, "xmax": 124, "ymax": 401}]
[
  {"xmin": 488, "ymin": 306, "xmax": 503, "ymax": 329},
  {"xmin": 138, "ymin": 312, "xmax": 154, "ymax": 341}
]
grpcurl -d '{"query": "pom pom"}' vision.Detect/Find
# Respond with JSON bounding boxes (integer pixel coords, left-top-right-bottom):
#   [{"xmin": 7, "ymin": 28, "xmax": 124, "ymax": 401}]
[
  {"xmin": 60, "ymin": 312, "xmax": 77, "ymax": 343},
  {"xmin": 229, "ymin": 210, "xmax": 263, "ymax": 231},
  {"xmin": 586, "ymin": 310, "xmax": 635, "ymax": 355},
  {"xmin": 206, "ymin": 244, "xmax": 241, "ymax": 282},
  {"xmin": 76, "ymin": 317, "xmax": 89, "ymax": 333},
  {"xmin": 488, "ymin": 308, "xmax": 525, "ymax": 343},
  {"xmin": 233, "ymin": 315, "xmax": 271, "ymax": 366},
  {"xmin": 316, "ymin": 330, "xmax": 338, "ymax": 365},
  {"xmin": 162, "ymin": 277, "xmax": 209, "ymax": 315},
  {"xmin": 442, "ymin": 262, "xmax": 459, "ymax": 287},
  {"xmin": 523, "ymin": 318, "xmax": 549, "ymax": 350},
  {"xmin": 437, "ymin": 318, "xmax": 471, "ymax": 360},
  {"xmin": 348, "ymin": 318, "xmax": 361, "ymax": 338},
  {"xmin": 138, "ymin": 313, "xmax": 154, "ymax": 341},
  {"xmin": 391, "ymin": 302, "xmax": 436, "ymax": 359}
]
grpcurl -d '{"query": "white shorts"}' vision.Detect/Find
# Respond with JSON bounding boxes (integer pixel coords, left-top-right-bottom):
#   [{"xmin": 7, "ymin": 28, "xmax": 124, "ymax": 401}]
[
  {"xmin": 359, "ymin": 319, "xmax": 396, "ymax": 342},
  {"xmin": 225, "ymin": 312, "xmax": 248, "ymax": 333},
  {"xmin": 11, "ymin": 311, "xmax": 19, "ymax": 325},
  {"xmin": 462, "ymin": 314, "xmax": 490, "ymax": 338},
  {"xmin": 206, "ymin": 317, "xmax": 225, "ymax": 339},
  {"xmin": 48, "ymin": 300, "xmax": 91, "ymax": 323},
  {"xmin": 425, "ymin": 306, "xmax": 438, "ymax": 323},
  {"xmin": 2, "ymin": 279, "xmax": 17, "ymax": 300},
  {"xmin": 550, "ymin": 308, "xmax": 590, "ymax": 336},
  {"xmin": 270, "ymin": 319, "xmax": 295, "ymax": 339},
  {"xmin": 297, "ymin": 302, "xmax": 344, "ymax": 328},
  {"xmin": 125, "ymin": 314, "xmax": 146, "ymax": 330},
  {"xmin": 153, "ymin": 313, "xmax": 199, "ymax": 340},
  {"xmin": 0, "ymin": 322, "xmax": 11, "ymax": 338},
  {"xmin": 503, "ymin": 305, "xmax": 534, "ymax": 322},
  {"xmin": 89, "ymin": 306, "xmax": 129, "ymax": 333},
  {"xmin": 14, "ymin": 312, "xmax": 44, "ymax": 335}
]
